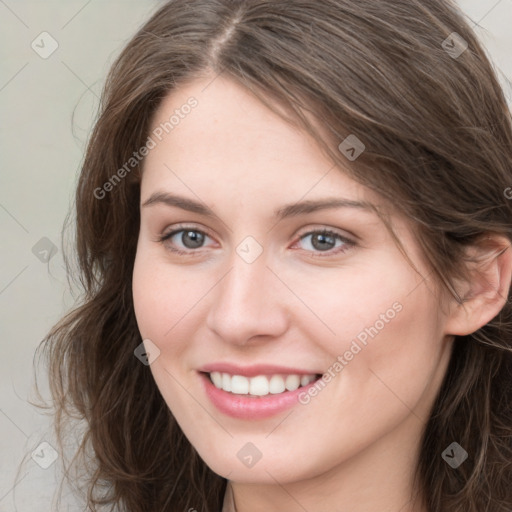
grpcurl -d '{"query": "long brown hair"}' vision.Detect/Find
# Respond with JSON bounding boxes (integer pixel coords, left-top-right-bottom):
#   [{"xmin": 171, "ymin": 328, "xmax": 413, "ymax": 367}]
[{"xmin": 36, "ymin": 0, "xmax": 512, "ymax": 510}]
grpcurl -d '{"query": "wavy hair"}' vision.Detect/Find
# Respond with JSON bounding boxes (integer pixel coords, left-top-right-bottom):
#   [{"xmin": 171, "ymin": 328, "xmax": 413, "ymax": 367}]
[{"xmin": 36, "ymin": 0, "xmax": 512, "ymax": 510}]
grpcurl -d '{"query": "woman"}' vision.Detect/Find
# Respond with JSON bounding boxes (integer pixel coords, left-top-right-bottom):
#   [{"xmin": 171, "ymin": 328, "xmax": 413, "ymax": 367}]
[{"xmin": 39, "ymin": 0, "xmax": 512, "ymax": 510}]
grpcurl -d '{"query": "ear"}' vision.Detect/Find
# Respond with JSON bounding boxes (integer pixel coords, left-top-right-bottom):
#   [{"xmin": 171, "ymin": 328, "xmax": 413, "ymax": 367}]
[{"xmin": 444, "ymin": 234, "xmax": 512, "ymax": 336}]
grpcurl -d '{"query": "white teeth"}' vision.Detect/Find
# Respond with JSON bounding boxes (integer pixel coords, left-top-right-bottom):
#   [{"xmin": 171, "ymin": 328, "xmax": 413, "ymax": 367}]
[
  {"xmin": 269, "ymin": 375, "xmax": 285, "ymax": 394},
  {"xmin": 231, "ymin": 375, "xmax": 249, "ymax": 394},
  {"xmin": 211, "ymin": 371, "xmax": 223, "ymax": 389},
  {"xmin": 301, "ymin": 375, "xmax": 314, "ymax": 386},
  {"xmin": 285, "ymin": 374, "xmax": 300, "ymax": 391},
  {"xmin": 249, "ymin": 375, "xmax": 269, "ymax": 396},
  {"xmin": 222, "ymin": 372, "xmax": 231, "ymax": 392},
  {"xmin": 208, "ymin": 372, "xmax": 318, "ymax": 396}
]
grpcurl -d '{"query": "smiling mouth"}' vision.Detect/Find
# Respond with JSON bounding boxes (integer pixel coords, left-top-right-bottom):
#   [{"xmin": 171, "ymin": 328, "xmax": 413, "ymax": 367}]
[{"xmin": 203, "ymin": 371, "xmax": 323, "ymax": 398}]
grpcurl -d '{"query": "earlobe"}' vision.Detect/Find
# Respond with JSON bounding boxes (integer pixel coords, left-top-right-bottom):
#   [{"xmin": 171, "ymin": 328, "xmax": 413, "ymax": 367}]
[{"xmin": 444, "ymin": 235, "xmax": 512, "ymax": 336}]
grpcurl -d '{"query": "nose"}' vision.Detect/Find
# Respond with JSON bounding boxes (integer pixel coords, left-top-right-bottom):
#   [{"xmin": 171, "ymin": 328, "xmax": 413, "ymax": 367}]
[{"xmin": 205, "ymin": 248, "xmax": 290, "ymax": 346}]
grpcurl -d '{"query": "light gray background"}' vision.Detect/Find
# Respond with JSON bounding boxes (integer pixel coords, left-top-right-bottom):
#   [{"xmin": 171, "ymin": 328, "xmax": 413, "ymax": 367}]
[{"xmin": 1, "ymin": 1, "xmax": 511, "ymax": 510}]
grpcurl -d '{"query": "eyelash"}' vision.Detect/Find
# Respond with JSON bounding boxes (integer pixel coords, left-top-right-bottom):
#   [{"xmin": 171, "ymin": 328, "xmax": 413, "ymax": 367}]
[{"xmin": 156, "ymin": 224, "xmax": 356, "ymax": 258}]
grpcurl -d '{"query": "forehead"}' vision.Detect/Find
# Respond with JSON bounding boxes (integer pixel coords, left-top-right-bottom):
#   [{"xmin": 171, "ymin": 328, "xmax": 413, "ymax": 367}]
[
  {"xmin": 147, "ymin": 76, "xmax": 322, "ymax": 170},
  {"xmin": 143, "ymin": 75, "xmax": 373, "ymax": 201}
]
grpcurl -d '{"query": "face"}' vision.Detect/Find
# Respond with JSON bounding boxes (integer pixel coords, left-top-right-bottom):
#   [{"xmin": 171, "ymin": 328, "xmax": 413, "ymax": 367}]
[{"xmin": 132, "ymin": 74, "xmax": 454, "ymax": 485}]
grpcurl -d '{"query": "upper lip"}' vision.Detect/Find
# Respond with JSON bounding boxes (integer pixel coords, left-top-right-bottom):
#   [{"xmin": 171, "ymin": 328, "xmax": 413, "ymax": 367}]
[{"xmin": 199, "ymin": 363, "xmax": 322, "ymax": 377}]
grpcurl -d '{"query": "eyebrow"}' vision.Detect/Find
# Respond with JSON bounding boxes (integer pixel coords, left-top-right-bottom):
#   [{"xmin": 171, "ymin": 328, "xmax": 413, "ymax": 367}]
[{"xmin": 141, "ymin": 191, "xmax": 377, "ymax": 221}]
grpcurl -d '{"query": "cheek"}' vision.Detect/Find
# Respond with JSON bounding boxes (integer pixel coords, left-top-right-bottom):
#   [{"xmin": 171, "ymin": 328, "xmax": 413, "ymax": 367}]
[
  {"xmin": 309, "ymin": 257, "xmax": 444, "ymax": 411},
  {"xmin": 293, "ymin": 259, "xmax": 418, "ymax": 357},
  {"xmin": 132, "ymin": 246, "xmax": 194, "ymax": 344},
  {"xmin": 132, "ymin": 249, "xmax": 202, "ymax": 416},
  {"xmin": 132, "ymin": 253, "xmax": 165, "ymax": 340},
  {"xmin": 325, "ymin": 285, "xmax": 445, "ymax": 426}
]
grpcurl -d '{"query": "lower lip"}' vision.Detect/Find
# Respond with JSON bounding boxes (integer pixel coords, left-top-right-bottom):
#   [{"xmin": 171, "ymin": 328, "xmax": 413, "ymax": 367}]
[{"xmin": 200, "ymin": 372, "xmax": 320, "ymax": 420}]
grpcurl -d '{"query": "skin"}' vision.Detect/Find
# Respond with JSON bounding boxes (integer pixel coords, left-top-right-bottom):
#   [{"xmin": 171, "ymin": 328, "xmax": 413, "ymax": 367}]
[{"xmin": 131, "ymin": 73, "xmax": 512, "ymax": 512}]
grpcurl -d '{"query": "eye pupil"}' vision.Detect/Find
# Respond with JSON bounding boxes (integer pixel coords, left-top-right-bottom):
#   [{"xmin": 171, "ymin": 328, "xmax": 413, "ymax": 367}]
[
  {"xmin": 182, "ymin": 230, "xmax": 204, "ymax": 249},
  {"xmin": 312, "ymin": 232, "xmax": 335, "ymax": 251}
]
